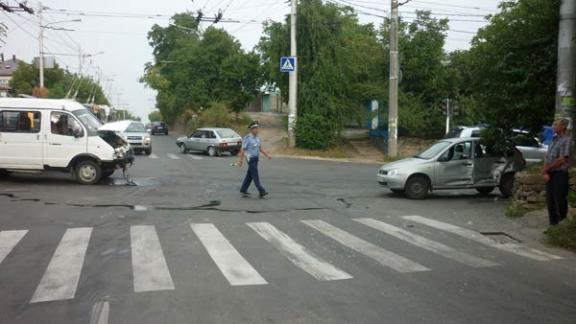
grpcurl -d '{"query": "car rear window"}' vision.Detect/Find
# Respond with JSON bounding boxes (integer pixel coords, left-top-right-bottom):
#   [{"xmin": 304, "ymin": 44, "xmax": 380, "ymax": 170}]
[{"xmin": 216, "ymin": 129, "xmax": 239, "ymax": 138}]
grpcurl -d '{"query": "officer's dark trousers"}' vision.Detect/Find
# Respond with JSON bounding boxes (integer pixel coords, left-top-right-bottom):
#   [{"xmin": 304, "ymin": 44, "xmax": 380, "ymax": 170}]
[
  {"xmin": 241, "ymin": 157, "xmax": 265, "ymax": 194},
  {"xmin": 546, "ymin": 171, "xmax": 569, "ymax": 225}
]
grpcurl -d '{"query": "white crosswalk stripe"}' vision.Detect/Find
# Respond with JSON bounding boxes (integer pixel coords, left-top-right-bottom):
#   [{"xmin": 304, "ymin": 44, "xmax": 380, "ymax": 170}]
[
  {"xmin": 166, "ymin": 153, "xmax": 180, "ymax": 160},
  {"xmin": 248, "ymin": 222, "xmax": 352, "ymax": 281},
  {"xmin": 0, "ymin": 230, "xmax": 28, "ymax": 264},
  {"xmin": 187, "ymin": 154, "xmax": 204, "ymax": 160},
  {"xmin": 148, "ymin": 153, "xmax": 159, "ymax": 159},
  {"xmin": 302, "ymin": 220, "xmax": 430, "ymax": 273},
  {"xmin": 0, "ymin": 216, "xmax": 564, "ymax": 304},
  {"xmin": 31, "ymin": 228, "xmax": 92, "ymax": 303},
  {"xmin": 191, "ymin": 223, "xmax": 267, "ymax": 286},
  {"xmin": 355, "ymin": 218, "xmax": 498, "ymax": 268},
  {"xmin": 402, "ymin": 216, "xmax": 562, "ymax": 261},
  {"xmin": 130, "ymin": 225, "xmax": 175, "ymax": 292}
]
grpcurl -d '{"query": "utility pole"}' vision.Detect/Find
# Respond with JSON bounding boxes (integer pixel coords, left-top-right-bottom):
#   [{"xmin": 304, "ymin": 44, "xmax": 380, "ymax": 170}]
[
  {"xmin": 445, "ymin": 98, "xmax": 451, "ymax": 135},
  {"xmin": 38, "ymin": 3, "xmax": 44, "ymax": 88},
  {"xmin": 78, "ymin": 46, "xmax": 83, "ymax": 76},
  {"xmin": 387, "ymin": 0, "xmax": 399, "ymax": 157},
  {"xmin": 287, "ymin": 0, "xmax": 298, "ymax": 148},
  {"xmin": 555, "ymin": 0, "xmax": 576, "ymax": 142}
]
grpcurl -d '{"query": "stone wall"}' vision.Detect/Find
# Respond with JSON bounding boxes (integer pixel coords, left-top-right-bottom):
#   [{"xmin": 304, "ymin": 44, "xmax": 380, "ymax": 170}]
[
  {"xmin": 513, "ymin": 172, "xmax": 547, "ymax": 207},
  {"xmin": 512, "ymin": 170, "xmax": 576, "ymax": 220}
]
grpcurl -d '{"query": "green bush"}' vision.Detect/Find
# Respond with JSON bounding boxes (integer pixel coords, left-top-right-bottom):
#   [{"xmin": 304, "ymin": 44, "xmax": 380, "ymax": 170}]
[
  {"xmin": 545, "ymin": 219, "xmax": 576, "ymax": 252},
  {"xmin": 296, "ymin": 114, "xmax": 339, "ymax": 150},
  {"xmin": 198, "ymin": 102, "xmax": 233, "ymax": 127}
]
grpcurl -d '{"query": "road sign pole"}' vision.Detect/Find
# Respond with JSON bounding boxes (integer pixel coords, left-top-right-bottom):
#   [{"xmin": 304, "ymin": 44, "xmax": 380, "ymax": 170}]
[{"xmin": 288, "ymin": 0, "xmax": 298, "ymax": 148}]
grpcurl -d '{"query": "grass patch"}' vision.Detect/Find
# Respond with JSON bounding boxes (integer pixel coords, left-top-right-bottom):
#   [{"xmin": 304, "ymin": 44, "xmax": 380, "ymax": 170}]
[
  {"xmin": 276, "ymin": 142, "xmax": 353, "ymax": 159},
  {"xmin": 505, "ymin": 201, "xmax": 539, "ymax": 218},
  {"xmin": 545, "ymin": 219, "xmax": 576, "ymax": 252}
]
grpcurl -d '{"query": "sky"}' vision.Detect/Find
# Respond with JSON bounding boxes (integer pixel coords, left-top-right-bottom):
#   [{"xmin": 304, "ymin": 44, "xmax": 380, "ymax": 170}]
[{"xmin": 1, "ymin": 0, "xmax": 502, "ymax": 122}]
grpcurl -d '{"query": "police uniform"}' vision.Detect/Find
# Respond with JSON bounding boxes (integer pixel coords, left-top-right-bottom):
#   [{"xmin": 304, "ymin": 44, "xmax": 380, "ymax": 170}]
[
  {"xmin": 240, "ymin": 126, "xmax": 267, "ymax": 196},
  {"xmin": 545, "ymin": 133, "xmax": 571, "ymax": 225}
]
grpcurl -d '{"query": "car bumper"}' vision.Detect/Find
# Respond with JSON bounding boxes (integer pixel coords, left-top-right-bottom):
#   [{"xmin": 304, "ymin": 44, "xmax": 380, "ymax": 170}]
[
  {"xmin": 128, "ymin": 141, "xmax": 151, "ymax": 149},
  {"xmin": 377, "ymin": 174, "xmax": 407, "ymax": 190},
  {"xmin": 218, "ymin": 144, "xmax": 241, "ymax": 152}
]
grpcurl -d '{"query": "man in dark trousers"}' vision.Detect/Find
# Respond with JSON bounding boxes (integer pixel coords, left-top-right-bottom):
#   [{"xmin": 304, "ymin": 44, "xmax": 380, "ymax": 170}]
[
  {"xmin": 542, "ymin": 118, "xmax": 572, "ymax": 225},
  {"xmin": 238, "ymin": 121, "xmax": 271, "ymax": 198}
]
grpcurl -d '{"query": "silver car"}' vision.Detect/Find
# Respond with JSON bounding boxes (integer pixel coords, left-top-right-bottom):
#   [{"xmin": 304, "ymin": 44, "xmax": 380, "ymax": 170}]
[
  {"xmin": 99, "ymin": 120, "xmax": 152, "ymax": 155},
  {"xmin": 377, "ymin": 137, "xmax": 526, "ymax": 199},
  {"xmin": 447, "ymin": 126, "xmax": 547, "ymax": 163},
  {"xmin": 176, "ymin": 128, "xmax": 242, "ymax": 157}
]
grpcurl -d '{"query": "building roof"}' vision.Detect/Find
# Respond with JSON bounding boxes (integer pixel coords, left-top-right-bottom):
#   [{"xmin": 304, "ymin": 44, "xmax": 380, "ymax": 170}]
[{"xmin": 0, "ymin": 56, "xmax": 21, "ymax": 77}]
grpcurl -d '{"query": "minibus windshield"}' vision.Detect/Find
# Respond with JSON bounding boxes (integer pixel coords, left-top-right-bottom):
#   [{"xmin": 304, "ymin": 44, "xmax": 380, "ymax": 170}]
[{"xmin": 73, "ymin": 109, "xmax": 102, "ymax": 136}]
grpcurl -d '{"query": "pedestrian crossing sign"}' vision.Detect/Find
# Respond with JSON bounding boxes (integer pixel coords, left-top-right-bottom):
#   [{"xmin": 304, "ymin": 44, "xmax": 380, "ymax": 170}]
[{"xmin": 280, "ymin": 56, "xmax": 296, "ymax": 72}]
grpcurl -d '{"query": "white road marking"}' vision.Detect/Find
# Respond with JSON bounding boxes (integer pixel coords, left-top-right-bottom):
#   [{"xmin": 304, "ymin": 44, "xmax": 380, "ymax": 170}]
[
  {"xmin": 31, "ymin": 228, "xmax": 92, "ymax": 303},
  {"xmin": 167, "ymin": 153, "xmax": 180, "ymax": 160},
  {"xmin": 355, "ymin": 218, "xmax": 498, "ymax": 268},
  {"xmin": 247, "ymin": 222, "xmax": 352, "ymax": 281},
  {"xmin": 89, "ymin": 300, "xmax": 110, "ymax": 324},
  {"xmin": 188, "ymin": 155, "xmax": 203, "ymax": 160},
  {"xmin": 402, "ymin": 216, "xmax": 562, "ymax": 261},
  {"xmin": 0, "ymin": 230, "xmax": 28, "ymax": 264},
  {"xmin": 191, "ymin": 223, "xmax": 267, "ymax": 286},
  {"xmin": 302, "ymin": 220, "xmax": 429, "ymax": 273},
  {"xmin": 130, "ymin": 225, "xmax": 175, "ymax": 292},
  {"xmin": 148, "ymin": 153, "xmax": 159, "ymax": 159}
]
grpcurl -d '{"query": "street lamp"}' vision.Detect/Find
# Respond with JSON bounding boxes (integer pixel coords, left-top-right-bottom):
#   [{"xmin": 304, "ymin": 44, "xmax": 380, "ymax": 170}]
[{"xmin": 38, "ymin": 17, "xmax": 82, "ymax": 89}]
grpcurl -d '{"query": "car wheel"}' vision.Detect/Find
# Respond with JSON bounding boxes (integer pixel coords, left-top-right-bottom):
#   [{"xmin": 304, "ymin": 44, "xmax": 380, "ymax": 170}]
[
  {"xmin": 207, "ymin": 146, "xmax": 217, "ymax": 157},
  {"xmin": 75, "ymin": 160, "xmax": 102, "ymax": 185},
  {"xmin": 231, "ymin": 150, "xmax": 239, "ymax": 156},
  {"xmin": 476, "ymin": 187, "xmax": 495, "ymax": 195},
  {"xmin": 499, "ymin": 173, "xmax": 515, "ymax": 198},
  {"xmin": 404, "ymin": 175, "xmax": 430, "ymax": 199},
  {"xmin": 165, "ymin": 131, "xmax": 169, "ymax": 136},
  {"xmin": 179, "ymin": 144, "xmax": 188, "ymax": 154},
  {"xmin": 145, "ymin": 149, "xmax": 152, "ymax": 155},
  {"xmin": 390, "ymin": 189, "xmax": 405, "ymax": 195}
]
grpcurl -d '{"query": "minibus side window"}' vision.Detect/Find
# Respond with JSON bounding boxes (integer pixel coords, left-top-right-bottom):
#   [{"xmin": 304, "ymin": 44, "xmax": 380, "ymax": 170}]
[
  {"xmin": 50, "ymin": 112, "xmax": 83, "ymax": 137},
  {"xmin": 0, "ymin": 110, "xmax": 41, "ymax": 133}
]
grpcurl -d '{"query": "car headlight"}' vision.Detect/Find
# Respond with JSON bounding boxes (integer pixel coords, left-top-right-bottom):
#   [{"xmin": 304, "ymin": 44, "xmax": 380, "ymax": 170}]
[
  {"xmin": 381, "ymin": 169, "xmax": 399, "ymax": 176},
  {"xmin": 113, "ymin": 147, "xmax": 126, "ymax": 159},
  {"xmin": 143, "ymin": 136, "xmax": 151, "ymax": 144}
]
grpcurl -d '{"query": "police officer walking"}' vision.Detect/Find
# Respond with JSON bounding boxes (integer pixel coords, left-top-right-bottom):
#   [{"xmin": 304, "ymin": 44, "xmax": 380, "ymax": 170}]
[
  {"xmin": 542, "ymin": 118, "xmax": 572, "ymax": 226},
  {"xmin": 238, "ymin": 121, "xmax": 271, "ymax": 198}
]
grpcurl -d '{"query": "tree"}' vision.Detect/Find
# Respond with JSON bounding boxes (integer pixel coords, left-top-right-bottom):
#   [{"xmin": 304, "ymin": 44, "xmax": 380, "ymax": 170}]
[
  {"xmin": 456, "ymin": 0, "xmax": 560, "ymax": 141},
  {"xmin": 259, "ymin": 0, "xmax": 384, "ymax": 148},
  {"xmin": 142, "ymin": 13, "xmax": 262, "ymax": 124},
  {"xmin": 9, "ymin": 61, "xmax": 109, "ymax": 105},
  {"xmin": 148, "ymin": 110, "xmax": 163, "ymax": 122}
]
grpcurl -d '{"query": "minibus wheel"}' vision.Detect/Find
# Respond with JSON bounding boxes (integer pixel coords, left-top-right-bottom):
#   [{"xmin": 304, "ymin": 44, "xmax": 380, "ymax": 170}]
[{"xmin": 75, "ymin": 160, "xmax": 102, "ymax": 185}]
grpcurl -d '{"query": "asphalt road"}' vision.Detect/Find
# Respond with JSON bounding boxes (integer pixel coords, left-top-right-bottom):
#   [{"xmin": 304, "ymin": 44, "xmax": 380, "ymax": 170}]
[{"xmin": 0, "ymin": 135, "xmax": 575, "ymax": 324}]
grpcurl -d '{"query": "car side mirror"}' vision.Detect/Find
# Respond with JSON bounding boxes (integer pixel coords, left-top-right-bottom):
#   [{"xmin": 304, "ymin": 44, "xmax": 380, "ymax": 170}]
[{"xmin": 73, "ymin": 128, "xmax": 84, "ymax": 138}]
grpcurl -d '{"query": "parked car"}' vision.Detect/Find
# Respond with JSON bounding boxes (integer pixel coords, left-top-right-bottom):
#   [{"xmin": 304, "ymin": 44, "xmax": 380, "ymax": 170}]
[
  {"xmin": 377, "ymin": 137, "xmax": 526, "ymax": 199},
  {"xmin": 176, "ymin": 128, "xmax": 242, "ymax": 157},
  {"xmin": 446, "ymin": 126, "xmax": 547, "ymax": 163},
  {"xmin": 99, "ymin": 120, "xmax": 152, "ymax": 155},
  {"xmin": 0, "ymin": 98, "xmax": 133, "ymax": 184},
  {"xmin": 150, "ymin": 121, "xmax": 168, "ymax": 135}
]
